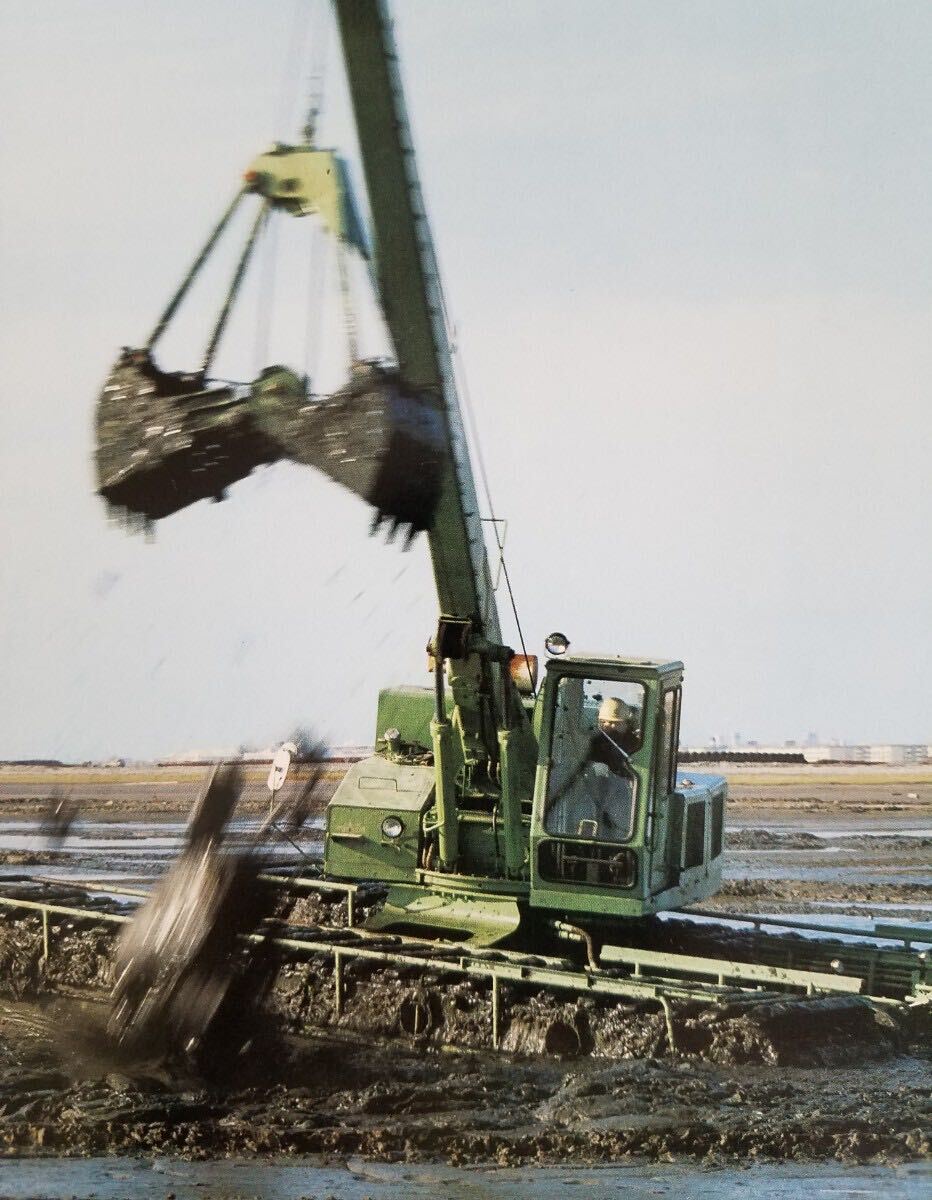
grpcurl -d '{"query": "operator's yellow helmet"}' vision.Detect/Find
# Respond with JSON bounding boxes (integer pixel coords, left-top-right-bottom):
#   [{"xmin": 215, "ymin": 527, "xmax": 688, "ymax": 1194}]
[{"xmin": 598, "ymin": 697, "xmax": 635, "ymax": 728}]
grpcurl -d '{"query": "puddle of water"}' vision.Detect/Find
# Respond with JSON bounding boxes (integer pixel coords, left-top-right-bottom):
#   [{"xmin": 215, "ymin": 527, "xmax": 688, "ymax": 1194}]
[
  {"xmin": 668, "ymin": 910, "xmax": 932, "ymax": 948},
  {"xmin": 0, "ymin": 833, "xmax": 182, "ymax": 855},
  {"xmin": 723, "ymin": 865, "xmax": 932, "ymax": 884},
  {"xmin": 0, "ymin": 817, "xmax": 324, "ymax": 853},
  {"xmin": 806, "ymin": 829, "xmax": 932, "ymax": 840},
  {"xmin": 735, "ymin": 846, "xmax": 844, "ymax": 854},
  {"xmin": 0, "ymin": 1158, "xmax": 927, "ymax": 1200},
  {"xmin": 729, "ymin": 825, "xmax": 930, "ymax": 844},
  {"xmin": 804, "ymin": 898, "xmax": 932, "ymax": 914}
]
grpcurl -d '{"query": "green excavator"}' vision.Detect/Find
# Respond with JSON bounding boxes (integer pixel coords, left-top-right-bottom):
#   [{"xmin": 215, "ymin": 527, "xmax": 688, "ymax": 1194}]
[
  {"xmin": 96, "ymin": 0, "xmax": 726, "ymax": 949},
  {"xmin": 90, "ymin": 0, "xmax": 932, "ymax": 1040}
]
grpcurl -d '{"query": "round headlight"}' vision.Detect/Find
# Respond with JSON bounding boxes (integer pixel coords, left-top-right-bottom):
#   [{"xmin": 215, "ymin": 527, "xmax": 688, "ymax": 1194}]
[
  {"xmin": 545, "ymin": 631, "xmax": 570, "ymax": 656},
  {"xmin": 381, "ymin": 815, "xmax": 404, "ymax": 839}
]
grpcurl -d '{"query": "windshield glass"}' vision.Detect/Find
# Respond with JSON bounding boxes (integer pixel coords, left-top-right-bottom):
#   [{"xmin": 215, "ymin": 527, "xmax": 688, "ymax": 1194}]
[{"xmin": 544, "ymin": 675, "xmax": 645, "ymax": 842}]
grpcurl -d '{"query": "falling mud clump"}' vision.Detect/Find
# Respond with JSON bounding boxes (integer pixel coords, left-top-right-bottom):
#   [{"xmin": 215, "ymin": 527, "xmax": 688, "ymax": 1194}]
[
  {"xmin": 103, "ymin": 763, "xmax": 293, "ymax": 1074},
  {"xmin": 38, "ymin": 791, "xmax": 78, "ymax": 848}
]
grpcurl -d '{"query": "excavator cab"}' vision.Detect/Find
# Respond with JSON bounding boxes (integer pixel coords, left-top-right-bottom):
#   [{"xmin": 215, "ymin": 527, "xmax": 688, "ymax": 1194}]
[{"xmin": 529, "ymin": 655, "xmax": 725, "ymax": 921}]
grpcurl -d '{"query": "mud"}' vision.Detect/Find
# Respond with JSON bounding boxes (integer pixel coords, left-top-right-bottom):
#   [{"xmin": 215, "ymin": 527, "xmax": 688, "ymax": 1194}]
[
  {"xmin": 0, "ymin": 916, "xmax": 113, "ymax": 1000},
  {"xmin": 0, "ymin": 992, "xmax": 928, "ymax": 1166},
  {"xmin": 0, "ymin": 769, "xmax": 929, "ymax": 1168},
  {"xmin": 0, "ymin": 767, "xmax": 339, "ymax": 820},
  {"xmin": 269, "ymin": 952, "xmax": 917, "ymax": 1067},
  {"xmin": 0, "ymin": 897, "xmax": 928, "ymax": 1167},
  {"xmin": 712, "ymin": 878, "xmax": 932, "ymax": 907},
  {"xmin": 727, "ymin": 829, "xmax": 932, "ymax": 852},
  {"xmin": 0, "ymin": 850, "xmax": 69, "ymax": 867}
]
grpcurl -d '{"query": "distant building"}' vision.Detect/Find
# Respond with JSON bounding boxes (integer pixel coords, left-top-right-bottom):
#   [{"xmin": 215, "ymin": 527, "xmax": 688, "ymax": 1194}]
[{"xmin": 687, "ymin": 741, "xmax": 929, "ymax": 765}]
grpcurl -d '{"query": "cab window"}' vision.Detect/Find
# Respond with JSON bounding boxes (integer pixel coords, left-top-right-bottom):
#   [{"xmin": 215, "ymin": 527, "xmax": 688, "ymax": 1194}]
[
  {"xmin": 655, "ymin": 687, "xmax": 681, "ymax": 796},
  {"xmin": 543, "ymin": 675, "xmax": 645, "ymax": 843}
]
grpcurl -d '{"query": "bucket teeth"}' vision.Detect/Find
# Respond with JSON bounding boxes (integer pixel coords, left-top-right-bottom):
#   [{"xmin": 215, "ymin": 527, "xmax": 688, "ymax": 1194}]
[{"xmin": 369, "ymin": 510, "xmax": 417, "ymax": 549}]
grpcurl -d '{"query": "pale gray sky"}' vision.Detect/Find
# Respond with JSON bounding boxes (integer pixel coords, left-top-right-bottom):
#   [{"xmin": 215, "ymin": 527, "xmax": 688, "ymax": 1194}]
[{"xmin": 1, "ymin": 1, "xmax": 929, "ymax": 760}]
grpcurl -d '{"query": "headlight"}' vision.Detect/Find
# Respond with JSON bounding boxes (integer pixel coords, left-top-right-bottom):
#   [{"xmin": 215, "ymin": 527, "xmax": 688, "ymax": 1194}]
[{"xmin": 381, "ymin": 815, "xmax": 404, "ymax": 839}]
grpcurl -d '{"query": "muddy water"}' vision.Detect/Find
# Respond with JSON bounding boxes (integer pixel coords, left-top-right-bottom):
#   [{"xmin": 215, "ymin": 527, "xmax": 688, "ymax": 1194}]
[
  {"xmin": 1, "ymin": 1156, "xmax": 929, "ymax": 1199},
  {"xmin": 5, "ymin": 812, "xmax": 930, "ymax": 922},
  {"xmin": 0, "ymin": 817, "xmax": 325, "ymax": 886},
  {"xmin": 0, "ymin": 803, "xmax": 930, "ymax": 1189}
]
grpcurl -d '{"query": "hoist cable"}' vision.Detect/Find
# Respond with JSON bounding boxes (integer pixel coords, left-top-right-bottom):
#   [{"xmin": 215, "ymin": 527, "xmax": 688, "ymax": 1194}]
[
  {"xmin": 335, "ymin": 242, "xmax": 359, "ymax": 363},
  {"xmin": 253, "ymin": 210, "xmax": 279, "ymax": 376},
  {"xmin": 304, "ymin": 221, "xmax": 328, "ymax": 387},
  {"xmin": 201, "ymin": 201, "xmax": 270, "ymax": 377},
  {"xmin": 146, "ymin": 189, "xmax": 245, "ymax": 353},
  {"xmin": 301, "ymin": 0, "xmax": 332, "ymax": 144},
  {"xmin": 446, "ymin": 313, "xmax": 537, "ymax": 697},
  {"xmin": 275, "ymin": 0, "xmax": 315, "ymax": 139}
]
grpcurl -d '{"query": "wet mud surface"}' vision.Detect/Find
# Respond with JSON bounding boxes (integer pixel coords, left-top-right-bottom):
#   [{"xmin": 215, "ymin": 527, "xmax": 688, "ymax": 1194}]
[
  {"xmin": 0, "ymin": 768, "xmax": 338, "ymax": 821},
  {"xmin": 0, "ymin": 897, "xmax": 929, "ymax": 1168},
  {"xmin": 0, "ymin": 767, "xmax": 928, "ymax": 1170},
  {"xmin": 1, "ymin": 1158, "xmax": 929, "ymax": 1200},
  {"xmin": 0, "ymin": 989, "xmax": 929, "ymax": 1168}
]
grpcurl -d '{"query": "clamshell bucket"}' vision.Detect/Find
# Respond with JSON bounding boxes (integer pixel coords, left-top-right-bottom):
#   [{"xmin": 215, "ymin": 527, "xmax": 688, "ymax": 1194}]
[
  {"xmin": 253, "ymin": 361, "xmax": 446, "ymax": 541},
  {"xmin": 96, "ymin": 348, "xmax": 276, "ymax": 524},
  {"xmin": 95, "ymin": 350, "xmax": 446, "ymax": 539}
]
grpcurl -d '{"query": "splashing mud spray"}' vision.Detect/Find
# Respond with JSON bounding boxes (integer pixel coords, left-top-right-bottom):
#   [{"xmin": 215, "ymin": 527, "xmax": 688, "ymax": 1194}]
[{"xmin": 104, "ymin": 751, "xmax": 324, "ymax": 1077}]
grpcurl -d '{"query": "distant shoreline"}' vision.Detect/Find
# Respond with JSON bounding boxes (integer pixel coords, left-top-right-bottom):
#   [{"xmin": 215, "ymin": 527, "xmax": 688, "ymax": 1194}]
[{"xmin": 0, "ymin": 761, "xmax": 928, "ymax": 822}]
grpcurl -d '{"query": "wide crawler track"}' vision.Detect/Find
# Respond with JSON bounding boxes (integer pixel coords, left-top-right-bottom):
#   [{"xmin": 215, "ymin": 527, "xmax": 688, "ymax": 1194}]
[{"xmin": 0, "ymin": 876, "xmax": 929, "ymax": 1053}]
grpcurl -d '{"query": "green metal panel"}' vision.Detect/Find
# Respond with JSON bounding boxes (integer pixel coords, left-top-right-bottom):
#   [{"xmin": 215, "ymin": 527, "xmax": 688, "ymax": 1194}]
[
  {"xmin": 244, "ymin": 145, "xmax": 369, "ymax": 255},
  {"xmin": 454, "ymin": 813, "xmax": 510, "ymax": 879},
  {"xmin": 375, "ymin": 685, "xmax": 449, "ymax": 752},
  {"xmin": 364, "ymin": 884, "xmax": 522, "ymax": 945},
  {"xmin": 324, "ymin": 756, "xmax": 434, "ymax": 882},
  {"xmin": 598, "ymin": 944, "xmax": 864, "ymax": 994}
]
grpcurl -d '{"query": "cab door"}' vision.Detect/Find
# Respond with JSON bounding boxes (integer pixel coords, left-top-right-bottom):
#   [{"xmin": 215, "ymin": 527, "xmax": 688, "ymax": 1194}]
[
  {"xmin": 528, "ymin": 666, "xmax": 654, "ymax": 918},
  {"xmin": 649, "ymin": 685, "xmax": 681, "ymax": 894}
]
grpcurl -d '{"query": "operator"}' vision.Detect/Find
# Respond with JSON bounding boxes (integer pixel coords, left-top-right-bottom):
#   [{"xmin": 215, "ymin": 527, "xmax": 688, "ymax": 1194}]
[
  {"xmin": 580, "ymin": 696, "xmax": 638, "ymax": 837},
  {"xmin": 546, "ymin": 696, "xmax": 640, "ymax": 839},
  {"xmin": 593, "ymin": 696, "xmax": 641, "ymax": 763}
]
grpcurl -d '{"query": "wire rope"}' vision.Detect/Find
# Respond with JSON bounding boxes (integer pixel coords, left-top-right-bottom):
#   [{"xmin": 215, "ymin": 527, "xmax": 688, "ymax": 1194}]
[
  {"xmin": 449, "ymin": 327, "xmax": 538, "ymax": 697},
  {"xmin": 201, "ymin": 201, "xmax": 270, "ymax": 377},
  {"xmin": 275, "ymin": 0, "xmax": 315, "ymax": 139},
  {"xmin": 146, "ymin": 190, "xmax": 245, "ymax": 353},
  {"xmin": 303, "ymin": 221, "xmax": 328, "ymax": 388},
  {"xmin": 301, "ymin": 0, "xmax": 332, "ymax": 144},
  {"xmin": 253, "ymin": 210, "xmax": 279, "ymax": 376}
]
